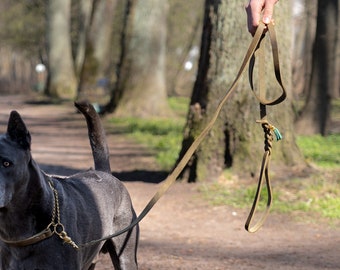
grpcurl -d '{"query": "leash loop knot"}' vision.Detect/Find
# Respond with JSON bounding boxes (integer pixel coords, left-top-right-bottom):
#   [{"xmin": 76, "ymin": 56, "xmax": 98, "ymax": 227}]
[{"xmin": 256, "ymin": 120, "xmax": 274, "ymax": 154}]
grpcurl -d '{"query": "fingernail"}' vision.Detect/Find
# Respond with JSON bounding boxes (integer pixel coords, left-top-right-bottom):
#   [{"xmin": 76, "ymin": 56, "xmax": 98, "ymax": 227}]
[{"xmin": 263, "ymin": 16, "xmax": 271, "ymax": 24}]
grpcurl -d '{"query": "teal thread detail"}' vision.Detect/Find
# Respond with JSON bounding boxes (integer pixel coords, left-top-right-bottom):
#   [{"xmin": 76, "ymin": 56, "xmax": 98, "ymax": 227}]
[{"xmin": 273, "ymin": 127, "xmax": 283, "ymax": 141}]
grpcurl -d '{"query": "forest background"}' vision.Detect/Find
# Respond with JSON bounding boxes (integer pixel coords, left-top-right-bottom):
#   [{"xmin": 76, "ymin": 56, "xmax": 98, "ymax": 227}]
[{"xmin": 0, "ymin": 0, "xmax": 339, "ymax": 222}]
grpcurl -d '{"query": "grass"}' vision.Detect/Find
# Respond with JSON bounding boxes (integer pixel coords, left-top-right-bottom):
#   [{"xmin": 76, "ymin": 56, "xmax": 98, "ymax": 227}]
[
  {"xmin": 109, "ymin": 97, "xmax": 189, "ymax": 170},
  {"xmin": 200, "ymin": 134, "xmax": 340, "ymax": 224},
  {"xmin": 296, "ymin": 134, "xmax": 340, "ymax": 168},
  {"xmin": 201, "ymin": 169, "xmax": 339, "ymax": 221}
]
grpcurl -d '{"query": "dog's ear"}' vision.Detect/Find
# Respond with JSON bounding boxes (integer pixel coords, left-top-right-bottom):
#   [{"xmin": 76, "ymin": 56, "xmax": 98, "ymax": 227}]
[{"xmin": 6, "ymin": 111, "xmax": 31, "ymax": 150}]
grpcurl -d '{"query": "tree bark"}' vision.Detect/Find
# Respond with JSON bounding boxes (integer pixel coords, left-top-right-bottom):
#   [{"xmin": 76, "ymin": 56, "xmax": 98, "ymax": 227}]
[
  {"xmin": 75, "ymin": 0, "xmax": 94, "ymax": 76},
  {"xmin": 77, "ymin": 0, "xmax": 117, "ymax": 102},
  {"xmin": 292, "ymin": 0, "xmax": 317, "ymax": 98},
  {"xmin": 335, "ymin": 1, "xmax": 340, "ymax": 98},
  {"xmin": 106, "ymin": 0, "xmax": 172, "ymax": 118},
  {"xmin": 178, "ymin": 0, "xmax": 305, "ymax": 182},
  {"xmin": 0, "ymin": 47, "xmax": 36, "ymax": 94},
  {"xmin": 295, "ymin": 0, "xmax": 338, "ymax": 135},
  {"xmin": 47, "ymin": 0, "xmax": 77, "ymax": 99}
]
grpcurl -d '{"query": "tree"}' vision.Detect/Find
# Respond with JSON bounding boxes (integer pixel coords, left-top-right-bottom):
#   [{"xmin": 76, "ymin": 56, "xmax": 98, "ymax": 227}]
[
  {"xmin": 295, "ymin": 0, "xmax": 339, "ymax": 135},
  {"xmin": 335, "ymin": 1, "xmax": 340, "ymax": 99},
  {"xmin": 177, "ymin": 0, "xmax": 305, "ymax": 182},
  {"xmin": 166, "ymin": 0, "xmax": 204, "ymax": 97},
  {"xmin": 105, "ymin": 0, "xmax": 172, "ymax": 117},
  {"xmin": 0, "ymin": 0, "xmax": 46, "ymax": 94},
  {"xmin": 74, "ymin": 0, "xmax": 94, "ymax": 76},
  {"xmin": 47, "ymin": 0, "xmax": 77, "ymax": 99},
  {"xmin": 0, "ymin": 0, "xmax": 46, "ymax": 58},
  {"xmin": 292, "ymin": 0, "xmax": 317, "ymax": 97},
  {"xmin": 76, "ymin": 0, "xmax": 118, "ymax": 102}
]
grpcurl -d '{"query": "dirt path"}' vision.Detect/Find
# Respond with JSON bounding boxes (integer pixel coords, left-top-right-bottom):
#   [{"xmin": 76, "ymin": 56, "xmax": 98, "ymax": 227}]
[{"xmin": 0, "ymin": 95, "xmax": 339, "ymax": 270}]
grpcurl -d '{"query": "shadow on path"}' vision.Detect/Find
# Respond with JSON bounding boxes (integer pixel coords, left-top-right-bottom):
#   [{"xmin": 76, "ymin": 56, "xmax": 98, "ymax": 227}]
[
  {"xmin": 113, "ymin": 170, "xmax": 168, "ymax": 183},
  {"xmin": 39, "ymin": 163, "xmax": 168, "ymax": 184}
]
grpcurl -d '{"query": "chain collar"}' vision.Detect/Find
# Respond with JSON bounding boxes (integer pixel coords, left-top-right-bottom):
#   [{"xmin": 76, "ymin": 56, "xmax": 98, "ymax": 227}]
[{"xmin": 1, "ymin": 177, "xmax": 78, "ymax": 249}]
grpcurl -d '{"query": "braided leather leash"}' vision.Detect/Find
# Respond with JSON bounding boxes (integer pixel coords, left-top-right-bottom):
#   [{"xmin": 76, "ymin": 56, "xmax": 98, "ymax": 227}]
[{"xmin": 80, "ymin": 21, "xmax": 286, "ymax": 248}]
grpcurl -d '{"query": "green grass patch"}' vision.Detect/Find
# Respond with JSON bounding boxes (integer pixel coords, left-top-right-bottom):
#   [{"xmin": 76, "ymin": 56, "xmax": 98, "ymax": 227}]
[
  {"xmin": 110, "ymin": 116, "xmax": 185, "ymax": 170},
  {"xmin": 109, "ymin": 98, "xmax": 189, "ymax": 170},
  {"xmin": 208, "ymin": 136, "xmax": 339, "ymax": 223},
  {"xmin": 317, "ymin": 196, "xmax": 340, "ymax": 219},
  {"xmin": 200, "ymin": 172, "xmax": 340, "ymax": 223},
  {"xmin": 201, "ymin": 133, "xmax": 340, "ymax": 224},
  {"xmin": 168, "ymin": 96, "xmax": 190, "ymax": 117},
  {"xmin": 296, "ymin": 134, "xmax": 340, "ymax": 168}
]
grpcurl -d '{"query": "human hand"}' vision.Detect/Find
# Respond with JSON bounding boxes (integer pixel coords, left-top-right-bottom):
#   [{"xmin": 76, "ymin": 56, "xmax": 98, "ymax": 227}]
[{"xmin": 245, "ymin": 0, "xmax": 279, "ymax": 35}]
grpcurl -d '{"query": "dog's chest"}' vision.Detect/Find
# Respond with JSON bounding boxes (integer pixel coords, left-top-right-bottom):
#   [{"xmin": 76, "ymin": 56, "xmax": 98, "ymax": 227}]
[{"xmin": 1, "ymin": 244, "xmax": 78, "ymax": 269}]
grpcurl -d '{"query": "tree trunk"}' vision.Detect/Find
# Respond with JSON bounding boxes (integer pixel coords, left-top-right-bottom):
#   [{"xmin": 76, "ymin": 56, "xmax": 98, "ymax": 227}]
[
  {"xmin": 47, "ymin": 0, "xmax": 77, "ymax": 99},
  {"xmin": 106, "ymin": 0, "xmax": 172, "ymax": 118},
  {"xmin": 295, "ymin": 0, "xmax": 338, "ymax": 135},
  {"xmin": 335, "ymin": 1, "xmax": 340, "ymax": 98},
  {"xmin": 166, "ymin": 0, "xmax": 204, "ymax": 97},
  {"xmin": 77, "ymin": 0, "xmax": 117, "ymax": 103},
  {"xmin": 178, "ymin": 0, "xmax": 305, "ymax": 182},
  {"xmin": 0, "ymin": 47, "xmax": 36, "ymax": 94},
  {"xmin": 292, "ymin": 0, "xmax": 317, "ymax": 98},
  {"xmin": 74, "ymin": 0, "xmax": 94, "ymax": 76}
]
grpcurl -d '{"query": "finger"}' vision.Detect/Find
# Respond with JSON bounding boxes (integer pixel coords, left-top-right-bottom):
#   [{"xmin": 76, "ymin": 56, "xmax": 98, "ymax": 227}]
[
  {"xmin": 245, "ymin": 0, "xmax": 264, "ymax": 35},
  {"xmin": 262, "ymin": 0, "xmax": 277, "ymax": 24}
]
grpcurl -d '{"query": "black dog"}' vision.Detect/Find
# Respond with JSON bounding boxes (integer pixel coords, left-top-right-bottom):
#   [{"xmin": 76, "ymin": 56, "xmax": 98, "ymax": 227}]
[{"xmin": 0, "ymin": 102, "xmax": 138, "ymax": 269}]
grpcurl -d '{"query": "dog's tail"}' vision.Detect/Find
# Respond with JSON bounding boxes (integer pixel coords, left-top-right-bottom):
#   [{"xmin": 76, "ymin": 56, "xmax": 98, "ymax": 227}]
[{"xmin": 75, "ymin": 101, "xmax": 111, "ymax": 174}]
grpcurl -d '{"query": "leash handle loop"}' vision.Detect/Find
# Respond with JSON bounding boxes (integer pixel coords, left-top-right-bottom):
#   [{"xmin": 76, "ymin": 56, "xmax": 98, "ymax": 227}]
[{"xmin": 248, "ymin": 22, "xmax": 286, "ymax": 106}]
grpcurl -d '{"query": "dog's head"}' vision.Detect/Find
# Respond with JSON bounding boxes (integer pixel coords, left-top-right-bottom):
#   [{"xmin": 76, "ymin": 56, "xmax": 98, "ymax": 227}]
[{"xmin": 0, "ymin": 111, "xmax": 32, "ymax": 209}]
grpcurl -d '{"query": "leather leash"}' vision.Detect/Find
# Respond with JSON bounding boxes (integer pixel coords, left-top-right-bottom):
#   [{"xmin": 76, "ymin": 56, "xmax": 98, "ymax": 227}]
[
  {"xmin": 245, "ymin": 22, "xmax": 286, "ymax": 232},
  {"xmin": 80, "ymin": 21, "xmax": 286, "ymax": 248}
]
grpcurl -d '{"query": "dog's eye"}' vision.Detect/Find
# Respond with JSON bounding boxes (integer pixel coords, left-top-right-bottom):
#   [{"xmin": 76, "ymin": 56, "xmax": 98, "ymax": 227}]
[{"xmin": 2, "ymin": 160, "xmax": 12, "ymax": 168}]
